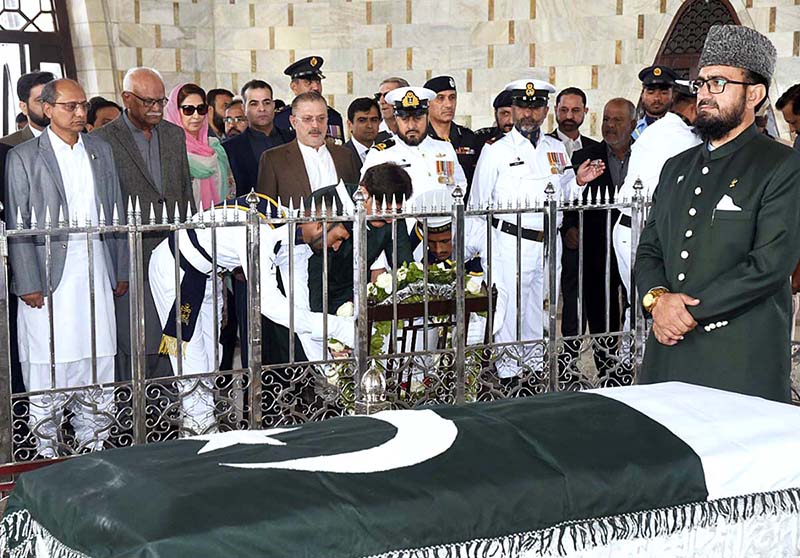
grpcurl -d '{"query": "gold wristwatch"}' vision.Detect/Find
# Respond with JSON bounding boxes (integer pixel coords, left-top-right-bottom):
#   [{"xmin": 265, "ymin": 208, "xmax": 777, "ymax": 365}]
[{"xmin": 642, "ymin": 287, "xmax": 669, "ymax": 314}]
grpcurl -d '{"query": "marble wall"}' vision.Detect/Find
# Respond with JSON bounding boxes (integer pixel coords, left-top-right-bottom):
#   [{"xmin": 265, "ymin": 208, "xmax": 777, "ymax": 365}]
[{"xmin": 66, "ymin": 0, "xmax": 800, "ymax": 139}]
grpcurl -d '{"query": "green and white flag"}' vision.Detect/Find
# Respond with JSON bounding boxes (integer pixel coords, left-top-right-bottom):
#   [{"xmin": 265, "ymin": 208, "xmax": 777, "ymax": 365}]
[{"xmin": 3, "ymin": 382, "xmax": 800, "ymax": 557}]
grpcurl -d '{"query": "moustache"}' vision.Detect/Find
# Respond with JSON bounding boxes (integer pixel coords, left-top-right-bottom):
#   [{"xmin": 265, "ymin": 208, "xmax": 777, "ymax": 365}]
[
  {"xmin": 698, "ymin": 100, "xmax": 718, "ymax": 109},
  {"xmin": 561, "ymin": 119, "xmax": 577, "ymax": 125}
]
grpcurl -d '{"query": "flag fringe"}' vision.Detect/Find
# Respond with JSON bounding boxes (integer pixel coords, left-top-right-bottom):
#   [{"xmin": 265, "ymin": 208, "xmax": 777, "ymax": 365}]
[
  {"xmin": 2, "ymin": 489, "xmax": 800, "ymax": 557},
  {"xmin": 367, "ymin": 487, "xmax": 800, "ymax": 558},
  {"xmin": 0, "ymin": 510, "xmax": 89, "ymax": 558}
]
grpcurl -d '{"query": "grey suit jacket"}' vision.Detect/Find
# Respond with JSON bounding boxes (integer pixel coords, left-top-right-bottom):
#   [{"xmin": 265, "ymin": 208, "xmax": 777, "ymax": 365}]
[
  {"xmin": 0, "ymin": 125, "xmax": 35, "ymax": 147},
  {"xmin": 256, "ymin": 139, "xmax": 360, "ymax": 206},
  {"xmin": 4, "ymin": 130, "xmax": 128, "ymax": 296},
  {"xmin": 92, "ymin": 114, "xmax": 194, "ymax": 268}
]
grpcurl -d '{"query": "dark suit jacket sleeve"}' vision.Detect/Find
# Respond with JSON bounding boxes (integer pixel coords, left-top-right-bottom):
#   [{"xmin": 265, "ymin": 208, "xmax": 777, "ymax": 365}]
[
  {"xmin": 563, "ymin": 145, "xmax": 598, "ymax": 231},
  {"xmin": 101, "ymin": 141, "xmax": 129, "ymax": 284},
  {"xmin": 5, "ymin": 148, "xmax": 41, "ymax": 295},
  {"xmin": 0, "ymin": 143, "xmax": 9, "ymax": 219},
  {"xmin": 256, "ymin": 150, "xmax": 278, "ymax": 199},
  {"xmin": 175, "ymin": 129, "xmax": 195, "ymax": 212}
]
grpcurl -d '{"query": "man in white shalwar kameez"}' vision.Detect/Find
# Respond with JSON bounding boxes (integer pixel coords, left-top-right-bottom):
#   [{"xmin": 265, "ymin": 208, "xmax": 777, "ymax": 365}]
[{"xmin": 5, "ymin": 79, "xmax": 128, "ymax": 458}]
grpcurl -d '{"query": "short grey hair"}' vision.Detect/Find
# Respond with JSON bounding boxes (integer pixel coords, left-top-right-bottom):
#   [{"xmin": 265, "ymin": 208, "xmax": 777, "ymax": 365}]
[
  {"xmin": 380, "ymin": 76, "xmax": 409, "ymax": 89},
  {"xmin": 122, "ymin": 67, "xmax": 164, "ymax": 92},
  {"xmin": 606, "ymin": 97, "xmax": 637, "ymax": 121}
]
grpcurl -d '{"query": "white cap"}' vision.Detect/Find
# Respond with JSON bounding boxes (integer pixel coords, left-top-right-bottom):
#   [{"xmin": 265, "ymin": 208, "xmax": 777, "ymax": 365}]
[
  {"xmin": 504, "ymin": 79, "xmax": 556, "ymax": 107},
  {"xmin": 385, "ymin": 86, "xmax": 436, "ymax": 113},
  {"xmin": 414, "ymin": 189, "xmax": 453, "ymax": 230}
]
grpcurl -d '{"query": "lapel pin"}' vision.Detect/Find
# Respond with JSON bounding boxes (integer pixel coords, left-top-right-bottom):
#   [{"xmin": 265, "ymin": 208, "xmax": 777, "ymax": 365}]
[
  {"xmin": 677, "ymin": 175, "xmax": 684, "ymax": 183},
  {"xmin": 729, "ymin": 178, "xmax": 738, "ymax": 189},
  {"xmin": 90, "ymin": 153, "xmax": 97, "ymax": 160}
]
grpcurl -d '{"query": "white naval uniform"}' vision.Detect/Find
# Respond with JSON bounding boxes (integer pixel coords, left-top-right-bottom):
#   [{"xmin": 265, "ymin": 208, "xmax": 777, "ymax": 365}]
[
  {"xmin": 149, "ymin": 215, "xmax": 354, "ymax": 418},
  {"xmin": 613, "ymin": 112, "xmax": 701, "ymax": 315},
  {"xmin": 412, "ymin": 216, "xmax": 509, "ymax": 347},
  {"xmin": 360, "ymin": 135, "xmax": 468, "ymax": 206},
  {"xmin": 17, "ymin": 129, "xmax": 116, "ymax": 456},
  {"xmin": 471, "ymin": 127, "xmax": 579, "ymax": 377}
]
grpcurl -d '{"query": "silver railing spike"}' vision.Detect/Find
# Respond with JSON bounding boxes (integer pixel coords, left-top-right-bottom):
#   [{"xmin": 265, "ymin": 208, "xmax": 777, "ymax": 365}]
[
  {"xmin": 174, "ymin": 202, "xmax": 181, "ymax": 225},
  {"xmin": 16, "ymin": 206, "xmax": 23, "ymax": 230},
  {"xmin": 58, "ymin": 205, "xmax": 66, "ymax": 227},
  {"xmin": 126, "ymin": 196, "xmax": 134, "ymax": 220},
  {"xmin": 149, "ymin": 202, "xmax": 156, "ymax": 225},
  {"xmin": 44, "ymin": 206, "xmax": 52, "ymax": 229},
  {"xmin": 186, "ymin": 201, "xmax": 192, "ymax": 222},
  {"xmin": 112, "ymin": 202, "xmax": 120, "ymax": 226}
]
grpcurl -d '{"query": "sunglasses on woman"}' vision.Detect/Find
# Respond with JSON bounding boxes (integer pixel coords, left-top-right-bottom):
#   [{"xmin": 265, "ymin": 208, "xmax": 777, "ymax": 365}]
[{"xmin": 180, "ymin": 104, "xmax": 209, "ymax": 116}]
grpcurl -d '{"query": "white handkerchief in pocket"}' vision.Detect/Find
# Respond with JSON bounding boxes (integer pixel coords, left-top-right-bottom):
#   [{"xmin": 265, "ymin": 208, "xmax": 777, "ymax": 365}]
[{"xmin": 714, "ymin": 194, "xmax": 742, "ymax": 211}]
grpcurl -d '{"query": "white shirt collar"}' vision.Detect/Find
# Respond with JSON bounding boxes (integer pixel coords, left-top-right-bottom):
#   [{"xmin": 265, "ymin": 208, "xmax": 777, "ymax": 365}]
[
  {"xmin": 47, "ymin": 127, "xmax": 84, "ymax": 153},
  {"xmin": 352, "ymin": 138, "xmax": 371, "ymax": 161},
  {"xmin": 297, "ymin": 140, "xmax": 329, "ymax": 157},
  {"xmin": 30, "ymin": 125, "xmax": 43, "ymax": 138},
  {"xmin": 555, "ymin": 129, "xmax": 582, "ymax": 156}
]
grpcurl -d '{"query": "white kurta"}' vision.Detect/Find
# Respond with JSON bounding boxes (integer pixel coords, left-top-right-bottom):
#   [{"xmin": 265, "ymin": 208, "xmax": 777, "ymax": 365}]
[
  {"xmin": 17, "ymin": 129, "xmax": 116, "ymax": 389},
  {"xmin": 471, "ymin": 128, "xmax": 578, "ymax": 377},
  {"xmin": 298, "ymin": 141, "xmax": 339, "ymax": 192},
  {"xmin": 613, "ymin": 112, "xmax": 702, "ymax": 307},
  {"xmin": 17, "ymin": 129, "xmax": 116, "ymax": 456}
]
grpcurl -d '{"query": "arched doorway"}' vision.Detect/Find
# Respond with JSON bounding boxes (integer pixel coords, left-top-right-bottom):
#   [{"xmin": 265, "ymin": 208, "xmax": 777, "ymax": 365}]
[
  {"xmin": 655, "ymin": 0, "xmax": 740, "ymax": 79},
  {"xmin": 0, "ymin": 0, "xmax": 76, "ymax": 136}
]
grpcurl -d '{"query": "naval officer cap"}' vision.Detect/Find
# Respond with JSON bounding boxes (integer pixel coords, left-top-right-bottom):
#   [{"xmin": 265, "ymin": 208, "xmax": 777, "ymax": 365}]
[
  {"xmin": 284, "ymin": 56, "xmax": 326, "ymax": 81},
  {"xmin": 424, "ymin": 75, "xmax": 457, "ymax": 93},
  {"xmin": 698, "ymin": 24, "xmax": 776, "ymax": 81},
  {"xmin": 385, "ymin": 86, "xmax": 436, "ymax": 116},
  {"xmin": 504, "ymin": 79, "xmax": 556, "ymax": 108},
  {"xmin": 414, "ymin": 190, "xmax": 453, "ymax": 233},
  {"xmin": 638, "ymin": 65, "xmax": 678, "ymax": 88}
]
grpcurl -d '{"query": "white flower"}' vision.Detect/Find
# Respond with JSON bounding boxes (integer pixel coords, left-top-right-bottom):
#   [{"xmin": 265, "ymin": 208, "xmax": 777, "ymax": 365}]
[
  {"xmin": 367, "ymin": 283, "xmax": 378, "ymax": 297},
  {"xmin": 436, "ymin": 262, "xmax": 447, "ymax": 271},
  {"xmin": 396, "ymin": 267, "xmax": 408, "ymax": 282},
  {"xmin": 328, "ymin": 339, "xmax": 345, "ymax": 353},
  {"xmin": 466, "ymin": 276, "xmax": 483, "ymax": 295},
  {"xmin": 336, "ymin": 301, "xmax": 354, "ymax": 317},
  {"xmin": 375, "ymin": 272, "xmax": 393, "ymax": 291},
  {"xmin": 413, "ymin": 262, "xmax": 424, "ymax": 271}
]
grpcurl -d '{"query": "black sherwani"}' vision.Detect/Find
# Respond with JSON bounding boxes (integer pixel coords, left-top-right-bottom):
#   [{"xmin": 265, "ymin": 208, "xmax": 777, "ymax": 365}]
[{"xmin": 635, "ymin": 125, "xmax": 800, "ymax": 402}]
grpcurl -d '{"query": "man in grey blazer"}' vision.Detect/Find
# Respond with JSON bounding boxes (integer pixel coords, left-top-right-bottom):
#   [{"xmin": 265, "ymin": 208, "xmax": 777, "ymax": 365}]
[
  {"xmin": 5, "ymin": 79, "xmax": 127, "ymax": 456},
  {"xmin": 92, "ymin": 67, "xmax": 194, "ymax": 380}
]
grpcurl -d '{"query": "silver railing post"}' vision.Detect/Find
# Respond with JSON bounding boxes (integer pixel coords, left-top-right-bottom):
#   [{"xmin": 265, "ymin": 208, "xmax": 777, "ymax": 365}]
[
  {"xmin": 352, "ymin": 188, "xmax": 373, "ymax": 408},
  {"xmin": 630, "ymin": 178, "xmax": 645, "ymax": 378},
  {"xmin": 245, "ymin": 190, "xmax": 263, "ymax": 428},
  {"xmin": 127, "ymin": 198, "xmax": 147, "ymax": 445},
  {"xmin": 0, "ymin": 219, "xmax": 12, "ymax": 464},
  {"xmin": 451, "ymin": 185, "xmax": 467, "ymax": 404},
  {"xmin": 544, "ymin": 182, "xmax": 559, "ymax": 392}
]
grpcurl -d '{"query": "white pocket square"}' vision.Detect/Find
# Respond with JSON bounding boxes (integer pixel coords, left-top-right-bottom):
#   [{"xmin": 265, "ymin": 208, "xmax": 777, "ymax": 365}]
[{"xmin": 714, "ymin": 194, "xmax": 742, "ymax": 211}]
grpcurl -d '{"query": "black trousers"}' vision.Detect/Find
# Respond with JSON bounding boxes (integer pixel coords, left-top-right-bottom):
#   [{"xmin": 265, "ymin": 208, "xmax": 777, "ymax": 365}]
[{"xmin": 560, "ymin": 247, "xmax": 625, "ymax": 380}]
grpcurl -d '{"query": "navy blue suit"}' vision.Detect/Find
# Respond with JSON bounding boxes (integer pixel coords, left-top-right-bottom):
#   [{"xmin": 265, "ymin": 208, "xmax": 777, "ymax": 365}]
[{"xmin": 222, "ymin": 127, "xmax": 293, "ymax": 196}]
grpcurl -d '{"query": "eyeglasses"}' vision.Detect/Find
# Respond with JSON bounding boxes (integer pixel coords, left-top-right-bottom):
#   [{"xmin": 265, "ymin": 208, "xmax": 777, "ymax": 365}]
[
  {"xmin": 127, "ymin": 92, "xmax": 169, "ymax": 108},
  {"xmin": 689, "ymin": 77, "xmax": 757, "ymax": 95},
  {"xmin": 180, "ymin": 104, "xmax": 209, "ymax": 116},
  {"xmin": 297, "ymin": 115, "xmax": 327, "ymax": 125},
  {"xmin": 225, "ymin": 116, "xmax": 247, "ymax": 124},
  {"xmin": 52, "ymin": 101, "xmax": 90, "ymax": 113}
]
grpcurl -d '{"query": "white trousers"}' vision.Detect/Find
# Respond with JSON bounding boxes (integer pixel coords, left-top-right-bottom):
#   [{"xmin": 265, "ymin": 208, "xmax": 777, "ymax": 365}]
[
  {"xmin": 23, "ymin": 357, "xmax": 114, "ymax": 458},
  {"xmin": 612, "ymin": 220, "xmax": 633, "ymax": 330},
  {"xmin": 492, "ymin": 230, "xmax": 561, "ymax": 378},
  {"xmin": 149, "ymin": 243, "xmax": 220, "ymax": 434}
]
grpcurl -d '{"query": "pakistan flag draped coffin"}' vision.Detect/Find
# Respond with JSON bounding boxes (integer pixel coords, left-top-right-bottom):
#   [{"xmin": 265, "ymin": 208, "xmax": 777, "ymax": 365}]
[{"xmin": 4, "ymin": 383, "xmax": 800, "ymax": 558}]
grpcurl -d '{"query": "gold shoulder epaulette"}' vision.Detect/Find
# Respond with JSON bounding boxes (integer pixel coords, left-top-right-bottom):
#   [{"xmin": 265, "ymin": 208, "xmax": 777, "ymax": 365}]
[{"xmin": 372, "ymin": 138, "xmax": 395, "ymax": 151}]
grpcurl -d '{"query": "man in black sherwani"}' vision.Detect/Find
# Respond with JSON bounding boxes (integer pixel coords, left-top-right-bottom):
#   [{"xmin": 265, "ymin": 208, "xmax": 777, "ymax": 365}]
[{"xmin": 635, "ymin": 25, "xmax": 800, "ymax": 402}]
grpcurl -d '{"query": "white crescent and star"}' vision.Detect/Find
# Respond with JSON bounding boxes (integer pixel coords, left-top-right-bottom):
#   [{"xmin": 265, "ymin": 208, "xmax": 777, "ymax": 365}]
[{"xmin": 186, "ymin": 409, "xmax": 458, "ymax": 474}]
